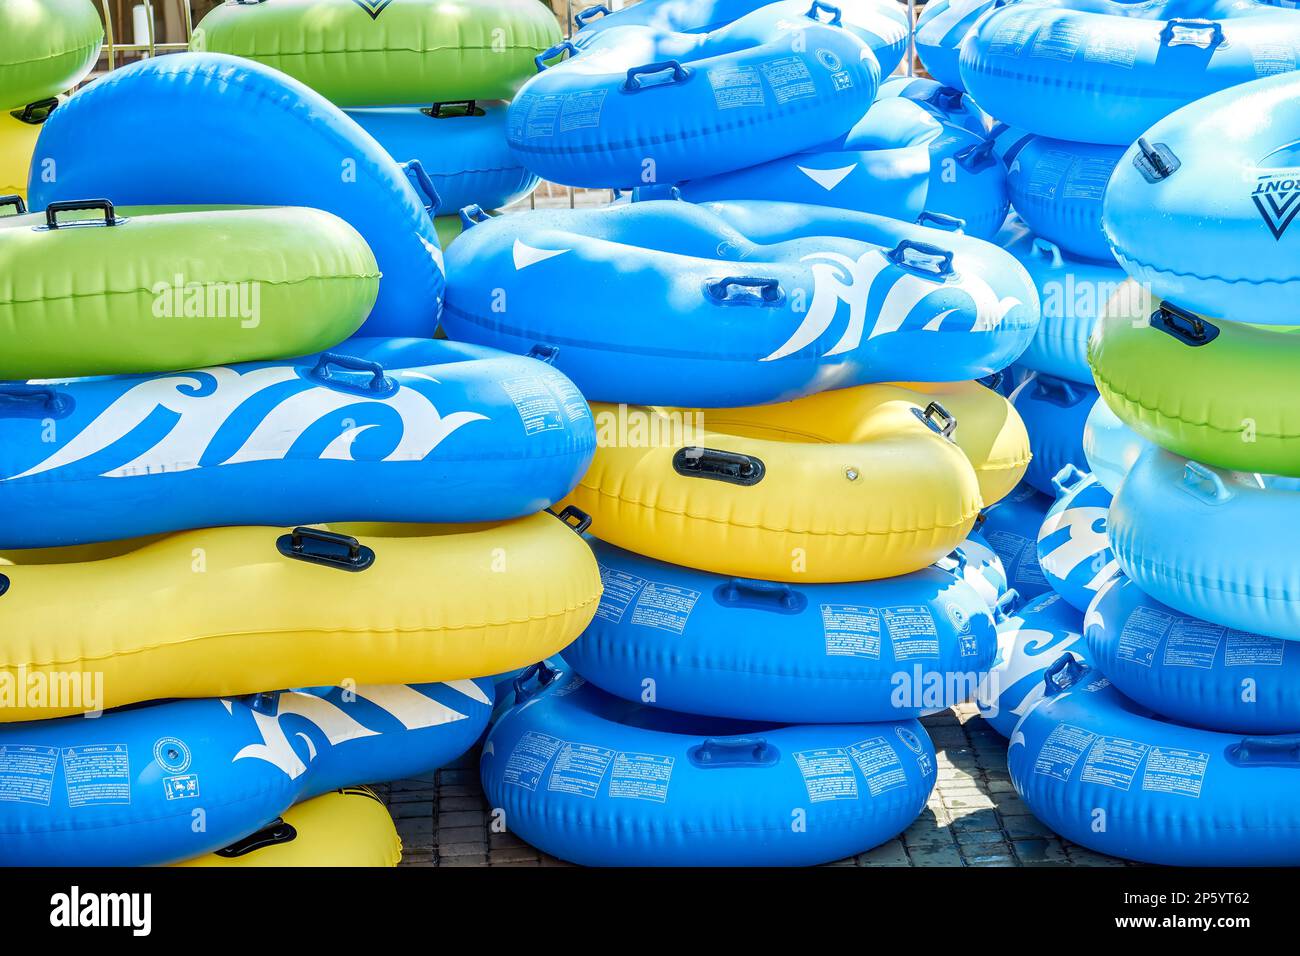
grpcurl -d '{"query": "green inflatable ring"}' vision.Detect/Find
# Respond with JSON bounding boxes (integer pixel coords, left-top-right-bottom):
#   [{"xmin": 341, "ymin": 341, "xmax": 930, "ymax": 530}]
[
  {"xmin": 0, "ymin": 0, "xmax": 103, "ymax": 111},
  {"xmin": 191, "ymin": 0, "xmax": 561, "ymax": 107},
  {"xmin": 0, "ymin": 202, "xmax": 380, "ymax": 379},
  {"xmin": 1090, "ymin": 279, "xmax": 1300, "ymax": 478}
]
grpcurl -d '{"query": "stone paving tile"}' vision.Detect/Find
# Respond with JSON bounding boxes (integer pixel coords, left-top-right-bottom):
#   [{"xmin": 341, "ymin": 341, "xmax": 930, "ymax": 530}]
[{"xmin": 376, "ymin": 708, "xmax": 1136, "ymax": 867}]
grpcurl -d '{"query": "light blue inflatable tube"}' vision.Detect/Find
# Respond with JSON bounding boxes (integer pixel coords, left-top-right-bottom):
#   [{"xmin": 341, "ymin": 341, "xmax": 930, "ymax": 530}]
[
  {"xmin": 1082, "ymin": 396, "xmax": 1153, "ymax": 495},
  {"xmin": 0, "ymin": 338, "xmax": 595, "ymax": 548},
  {"xmin": 977, "ymin": 591, "xmax": 1086, "ymax": 737},
  {"xmin": 0, "ymin": 680, "xmax": 492, "ymax": 866},
  {"xmin": 574, "ymin": 0, "xmax": 911, "ymax": 76},
  {"xmin": 1009, "ymin": 656, "xmax": 1300, "ymax": 865},
  {"xmin": 960, "ymin": 0, "xmax": 1300, "ymax": 145},
  {"xmin": 481, "ymin": 661, "xmax": 936, "ymax": 866},
  {"xmin": 28, "ymin": 52, "xmax": 444, "ymax": 338},
  {"xmin": 1010, "ymin": 372, "xmax": 1097, "ymax": 495},
  {"xmin": 633, "ymin": 95, "xmax": 1009, "ymax": 239},
  {"xmin": 347, "ymin": 101, "xmax": 539, "ymax": 214},
  {"xmin": 444, "ymin": 198, "xmax": 1040, "ymax": 406},
  {"xmin": 999, "ymin": 132, "xmax": 1122, "ymax": 263},
  {"xmin": 914, "ymin": 0, "xmax": 996, "ymax": 90},
  {"xmin": 1087, "ymin": 574, "xmax": 1300, "ymax": 734},
  {"xmin": 1109, "ymin": 448, "xmax": 1300, "ymax": 641},
  {"xmin": 877, "ymin": 75, "xmax": 991, "ymax": 136},
  {"xmin": 976, "ymin": 481, "xmax": 1054, "ymax": 601},
  {"xmin": 1102, "ymin": 71, "xmax": 1300, "ymax": 324},
  {"xmin": 998, "ymin": 218, "xmax": 1126, "ymax": 385},
  {"xmin": 1036, "ymin": 465, "xmax": 1119, "ymax": 614},
  {"xmin": 508, "ymin": 1, "xmax": 881, "ymax": 188},
  {"xmin": 562, "ymin": 536, "xmax": 1001, "ymax": 723}
]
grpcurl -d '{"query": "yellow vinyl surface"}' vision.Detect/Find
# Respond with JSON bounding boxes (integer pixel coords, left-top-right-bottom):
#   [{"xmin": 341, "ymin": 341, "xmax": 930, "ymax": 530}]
[
  {"xmin": 0, "ymin": 513, "xmax": 602, "ymax": 721},
  {"xmin": 176, "ymin": 789, "xmax": 402, "ymax": 868},
  {"xmin": 569, "ymin": 382, "xmax": 1026, "ymax": 583}
]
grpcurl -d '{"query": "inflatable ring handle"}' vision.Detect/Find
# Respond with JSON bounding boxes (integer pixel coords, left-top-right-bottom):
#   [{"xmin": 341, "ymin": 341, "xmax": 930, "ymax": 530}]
[
  {"xmin": 535, "ymin": 41, "xmax": 578, "ymax": 72},
  {"xmin": 1181, "ymin": 461, "xmax": 1233, "ymax": 505},
  {"xmin": 277, "ymin": 527, "xmax": 376, "ymax": 573},
  {"xmin": 673, "ymin": 447, "xmax": 766, "ymax": 486},
  {"xmin": 956, "ymin": 138, "xmax": 999, "ymax": 172},
  {"xmin": 310, "ymin": 352, "xmax": 396, "ymax": 397},
  {"xmin": 1042, "ymin": 653, "xmax": 1086, "ymax": 695},
  {"xmin": 715, "ymin": 578, "xmax": 807, "ymax": 614},
  {"xmin": 16, "ymin": 97, "xmax": 58, "ymax": 124},
  {"xmin": 916, "ymin": 211, "xmax": 966, "ymax": 233},
  {"xmin": 978, "ymin": 370, "xmax": 1004, "ymax": 392},
  {"xmin": 426, "ymin": 101, "xmax": 483, "ymax": 119},
  {"xmin": 1227, "ymin": 736, "xmax": 1300, "ymax": 767},
  {"xmin": 1151, "ymin": 302, "xmax": 1218, "ymax": 347},
  {"xmin": 575, "ymin": 4, "xmax": 612, "ymax": 28},
  {"xmin": 1050, "ymin": 463, "xmax": 1088, "ymax": 499},
  {"xmin": 214, "ymin": 818, "xmax": 298, "ymax": 858},
  {"xmin": 886, "ymin": 239, "xmax": 955, "ymax": 279},
  {"xmin": 624, "ymin": 60, "xmax": 692, "ymax": 92},
  {"xmin": 0, "ymin": 384, "xmax": 73, "ymax": 418},
  {"xmin": 1029, "ymin": 237, "xmax": 1063, "ymax": 268},
  {"xmin": 805, "ymin": 0, "xmax": 843, "ymax": 26},
  {"xmin": 1133, "ymin": 136, "xmax": 1181, "ymax": 183},
  {"xmin": 42, "ymin": 199, "xmax": 125, "ymax": 230},
  {"xmin": 1032, "ymin": 373, "xmax": 1079, "ymax": 407},
  {"xmin": 460, "ymin": 204, "xmax": 493, "ymax": 229},
  {"xmin": 1159, "ymin": 18, "xmax": 1225, "ymax": 49},
  {"xmin": 401, "ymin": 160, "xmax": 442, "ymax": 218},
  {"xmin": 919, "ymin": 401, "xmax": 958, "ymax": 441},
  {"xmin": 924, "ymin": 85, "xmax": 965, "ymax": 113},
  {"xmin": 513, "ymin": 661, "xmax": 559, "ymax": 703},
  {"xmin": 528, "ymin": 343, "xmax": 560, "ymax": 365},
  {"xmin": 0, "ymin": 573, "xmax": 9, "ymax": 599},
  {"xmin": 0, "ymin": 195, "xmax": 25, "ymax": 217},
  {"xmin": 548, "ymin": 504, "xmax": 593, "ymax": 535},
  {"xmin": 705, "ymin": 276, "xmax": 784, "ymax": 306},
  {"xmin": 241, "ymin": 690, "xmax": 282, "ymax": 715},
  {"xmin": 688, "ymin": 737, "xmax": 779, "ymax": 768},
  {"xmin": 993, "ymin": 588, "xmax": 1021, "ymax": 624}
]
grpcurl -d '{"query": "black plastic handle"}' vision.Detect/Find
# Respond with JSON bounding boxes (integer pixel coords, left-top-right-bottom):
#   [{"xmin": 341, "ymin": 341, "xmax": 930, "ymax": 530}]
[
  {"xmin": 549, "ymin": 504, "xmax": 593, "ymax": 535},
  {"xmin": 0, "ymin": 195, "xmax": 25, "ymax": 217},
  {"xmin": 276, "ymin": 527, "xmax": 375, "ymax": 572},
  {"xmin": 715, "ymin": 578, "xmax": 806, "ymax": 614},
  {"xmin": 673, "ymin": 447, "xmax": 765, "ymax": 486},
  {"xmin": 44, "ymin": 199, "xmax": 122, "ymax": 230},
  {"xmin": 17, "ymin": 97, "xmax": 59, "ymax": 123},
  {"xmin": 1151, "ymin": 302, "xmax": 1219, "ymax": 347},
  {"xmin": 1133, "ymin": 137, "xmax": 1180, "ymax": 183},
  {"xmin": 214, "ymin": 818, "xmax": 298, "ymax": 857},
  {"xmin": 426, "ymin": 100, "xmax": 483, "ymax": 118}
]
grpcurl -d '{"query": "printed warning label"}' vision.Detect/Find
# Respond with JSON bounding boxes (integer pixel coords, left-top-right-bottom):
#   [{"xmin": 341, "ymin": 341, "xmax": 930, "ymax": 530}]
[
  {"xmin": 62, "ymin": 745, "xmax": 130, "ymax": 807},
  {"xmin": 608, "ymin": 752, "xmax": 674, "ymax": 803},
  {"xmin": 163, "ymin": 774, "xmax": 200, "ymax": 801},
  {"xmin": 1116, "ymin": 605, "xmax": 1174, "ymax": 667},
  {"xmin": 1225, "ymin": 630, "xmax": 1286, "ymax": 667},
  {"xmin": 629, "ymin": 582, "xmax": 701, "ymax": 635},
  {"xmin": 503, "ymin": 731, "xmax": 564, "ymax": 792},
  {"xmin": 1080, "ymin": 735, "xmax": 1149, "ymax": 792},
  {"xmin": 1162, "ymin": 618, "xmax": 1225, "ymax": 669},
  {"xmin": 761, "ymin": 56, "xmax": 817, "ymax": 104},
  {"xmin": 849, "ymin": 737, "xmax": 907, "ymax": 797},
  {"xmin": 0, "ymin": 745, "xmax": 57, "ymax": 806},
  {"xmin": 793, "ymin": 747, "xmax": 859, "ymax": 803},
  {"xmin": 884, "ymin": 605, "xmax": 941, "ymax": 660},
  {"xmin": 558, "ymin": 90, "xmax": 607, "ymax": 132},
  {"xmin": 821, "ymin": 604, "xmax": 882, "ymax": 659},
  {"xmin": 595, "ymin": 564, "xmax": 648, "ymax": 624},
  {"xmin": 708, "ymin": 64, "xmax": 764, "ymax": 110},
  {"xmin": 1033, "ymin": 722, "xmax": 1096, "ymax": 782},
  {"xmin": 1142, "ymin": 747, "xmax": 1208, "ymax": 798},
  {"xmin": 547, "ymin": 743, "xmax": 615, "ymax": 799}
]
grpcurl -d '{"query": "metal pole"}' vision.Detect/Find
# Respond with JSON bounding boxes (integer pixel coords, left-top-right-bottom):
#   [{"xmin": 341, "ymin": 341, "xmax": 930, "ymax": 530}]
[{"xmin": 906, "ymin": 0, "xmax": 916, "ymax": 77}]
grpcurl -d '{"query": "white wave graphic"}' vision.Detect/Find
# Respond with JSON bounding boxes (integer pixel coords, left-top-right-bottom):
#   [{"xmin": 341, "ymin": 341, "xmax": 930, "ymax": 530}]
[
  {"xmin": 2, "ymin": 365, "xmax": 488, "ymax": 481},
  {"xmin": 1038, "ymin": 505, "xmax": 1119, "ymax": 595},
  {"xmin": 759, "ymin": 248, "xmax": 1023, "ymax": 363}
]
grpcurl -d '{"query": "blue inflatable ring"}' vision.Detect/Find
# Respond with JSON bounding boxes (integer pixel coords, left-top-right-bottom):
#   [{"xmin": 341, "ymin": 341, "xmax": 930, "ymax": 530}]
[
  {"xmin": 1082, "ymin": 396, "xmax": 1152, "ymax": 496},
  {"xmin": 1109, "ymin": 448, "xmax": 1300, "ymax": 641},
  {"xmin": 960, "ymin": 0, "xmax": 1300, "ymax": 145},
  {"xmin": 444, "ymin": 198, "xmax": 1040, "ymax": 407},
  {"xmin": 482, "ymin": 662, "xmax": 936, "ymax": 866},
  {"xmin": 1000, "ymin": 132, "xmax": 1123, "ymax": 263},
  {"xmin": 1037, "ymin": 464, "xmax": 1119, "ymax": 614},
  {"xmin": 574, "ymin": 0, "xmax": 911, "ymax": 76},
  {"xmin": 508, "ymin": 1, "xmax": 881, "ymax": 188},
  {"xmin": 914, "ymin": 0, "xmax": 996, "ymax": 90},
  {"xmin": 0, "ymin": 680, "xmax": 491, "ymax": 866},
  {"xmin": 1087, "ymin": 574, "xmax": 1300, "ymax": 734},
  {"xmin": 1102, "ymin": 71, "xmax": 1300, "ymax": 325},
  {"xmin": 28, "ymin": 52, "xmax": 445, "ymax": 338},
  {"xmin": 562, "ymin": 536, "xmax": 1001, "ymax": 723},
  {"xmin": 999, "ymin": 219, "xmax": 1127, "ymax": 385},
  {"xmin": 877, "ymin": 76, "xmax": 992, "ymax": 136},
  {"xmin": 633, "ymin": 95, "xmax": 1009, "ymax": 239},
  {"xmin": 0, "ymin": 338, "xmax": 595, "ymax": 547},
  {"xmin": 978, "ymin": 591, "xmax": 1086, "ymax": 737},
  {"xmin": 347, "ymin": 101, "xmax": 539, "ymax": 215},
  {"xmin": 1010, "ymin": 656, "xmax": 1300, "ymax": 865},
  {"xmin": 975, "ymin": 481, "xmax": 1055, "ymax": 601},
  {"xmin": 1010, "ymin": 372, "xmax": 1097, "ymax": 496}
]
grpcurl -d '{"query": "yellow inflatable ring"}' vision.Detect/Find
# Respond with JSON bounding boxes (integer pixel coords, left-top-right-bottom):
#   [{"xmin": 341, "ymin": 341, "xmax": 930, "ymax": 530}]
[
  {"xmin": 569, "ymin": 382, "xmax": 1026, "ymax": 583},
  {"xmin": 177, "ymin": 789, "xmax": 401, "ymax": 867},
  {"xmin": 0, "ymin": 98, "xmax": 55, "ymax": 200},
  {"xmin": 0, "ymin": 512, "xmax": 601, "ymax": 721}
]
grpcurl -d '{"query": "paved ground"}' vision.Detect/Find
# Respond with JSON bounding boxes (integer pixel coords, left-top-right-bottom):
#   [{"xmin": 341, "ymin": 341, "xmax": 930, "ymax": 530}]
[{"xmin": 373, "ymin": 703, "xmax": 1133, "ymax": 867}]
